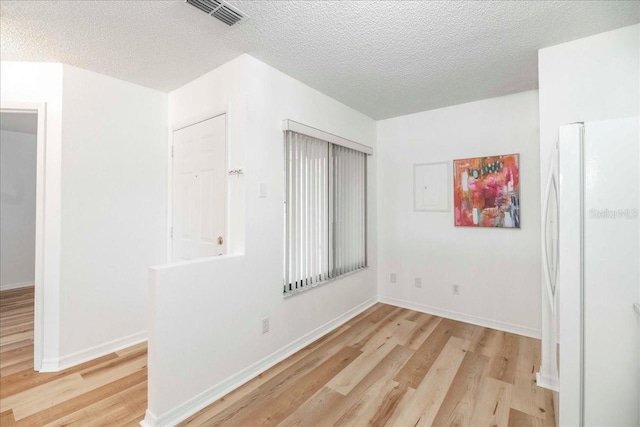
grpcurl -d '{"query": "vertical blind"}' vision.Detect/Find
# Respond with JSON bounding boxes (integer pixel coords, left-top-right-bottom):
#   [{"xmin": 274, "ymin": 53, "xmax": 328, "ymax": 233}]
[
  {"xmin": 284, "ymin": 131, "xmax": 367, "ymax": 295},
  {"xmin": 332, "ymin": 145, "xmax": 367, "ymax": 277}
]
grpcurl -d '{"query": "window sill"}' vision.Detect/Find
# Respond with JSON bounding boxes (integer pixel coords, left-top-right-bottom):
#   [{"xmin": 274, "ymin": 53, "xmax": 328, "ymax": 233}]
[{"xmin": 283, "ymin": 266, "xmax": 370, "ymax": 298}]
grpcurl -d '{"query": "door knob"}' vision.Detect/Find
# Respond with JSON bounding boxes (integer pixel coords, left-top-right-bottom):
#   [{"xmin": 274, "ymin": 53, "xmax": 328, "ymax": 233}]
[{"xmin": 217, "ymin": 236, "xmax": 224, "ymax": 245}]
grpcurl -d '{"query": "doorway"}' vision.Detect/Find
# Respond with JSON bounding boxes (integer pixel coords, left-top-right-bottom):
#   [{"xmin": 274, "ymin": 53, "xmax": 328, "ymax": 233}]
[
  {"xmin": 171, "ymin": 114, "xmax": 228, "ymax": 262},
  {"xmin": 1, "ymin": 112, "xmax": 37, "ymax": 290},
  {"xmin": 0, "ymin": 104, "xmax": 45, "ymax": 371}
]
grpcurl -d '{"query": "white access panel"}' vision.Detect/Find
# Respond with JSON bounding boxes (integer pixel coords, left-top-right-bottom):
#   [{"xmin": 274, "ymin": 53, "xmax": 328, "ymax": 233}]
[
  {"xmin": 172, "ymin": 115, "xmax": 227, "ymax": 261},
  {"xmin": 582, "ymin": 118, "xmax": 639, "ymax": 427}
]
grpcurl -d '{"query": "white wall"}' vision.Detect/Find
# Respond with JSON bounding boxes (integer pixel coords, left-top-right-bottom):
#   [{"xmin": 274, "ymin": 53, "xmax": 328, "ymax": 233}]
[
  {"xmin": 0, "ymin": 129, "xmax": 37, "ymax": 289},
  {"xmin": 377, "ymin": 90, "xmax": 541, "ymax": 337},
  {"xmin": 1, "ymin": 61, "xmax": 64, "ymax": 364},
  {"xmin": 144, "ymin": 54, "xmax": 377, "ymax": 426},
  {"xmin": 58, "ymin": 65, "xmax": 168, "ymax": 365},
  {"xmin": 538, "ymin": 24, "xmax": 640, "ymax": 426},
  {"xmin": 1, "ymin": 62, "xmax": 168, "ymax": 370}
]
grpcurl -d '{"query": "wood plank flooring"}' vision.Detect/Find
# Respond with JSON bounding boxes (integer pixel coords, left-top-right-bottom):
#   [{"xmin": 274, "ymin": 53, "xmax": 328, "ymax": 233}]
[
  {"xmin": 1, "ymin": 288, "xmax": 555, "ymax": 426},
  {"xmin": 180, "ymin": 304, "xmax": 556, "ymax": 427},
  {"xmin": 0, "ymin": 287, "xmax": 146, "ymax": 426}
]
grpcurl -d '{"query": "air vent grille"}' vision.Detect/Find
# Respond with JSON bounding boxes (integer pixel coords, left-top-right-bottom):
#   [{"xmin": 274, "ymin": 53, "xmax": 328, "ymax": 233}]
[
  {"xmin": 186, "ymin": 0, "xmax": 246, "ymax": 26},
  {"xmin": 186, "ymin": 0, "xmax": 219, "ymax": 14},
  {"xmin": 213, "ymin": 5, "xmax": 243, "ymax": 26}
]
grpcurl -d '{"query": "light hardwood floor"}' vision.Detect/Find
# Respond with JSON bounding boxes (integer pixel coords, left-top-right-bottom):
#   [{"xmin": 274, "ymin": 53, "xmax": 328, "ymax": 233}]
[
  {"xmin": 0, "ymin": 288, "xmax": 555, "ymax": 426},
  {"xmin": 180, "ymin": 303, "xmax": 555, "ymax": 427},
  {"xmin": 0, "ymin": 287, "xmax": 146, "ymax": 426}
]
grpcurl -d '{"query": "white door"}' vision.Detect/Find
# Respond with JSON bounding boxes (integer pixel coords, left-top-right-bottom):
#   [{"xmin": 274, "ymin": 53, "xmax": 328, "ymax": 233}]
[{"xmin": 172, "ymin": 115, "xmax": 227, "ymax": 261}]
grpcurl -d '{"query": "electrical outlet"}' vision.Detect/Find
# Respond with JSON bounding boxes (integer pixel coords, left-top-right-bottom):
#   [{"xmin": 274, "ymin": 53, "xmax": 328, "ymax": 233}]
[
  {"xmin": 262, "ymin": 317, "xmax": 270, "ymax": 334},
  {"xmin": 390, "ymin": 273, "xmax": 397, "ymax": 284},
  {"xmin": 452, "ymin": 284, "xmax": 460, "ymax": 295},
  {"xmin": 414, "ymin": 278, "xmax": 422, "ymax": 288}
]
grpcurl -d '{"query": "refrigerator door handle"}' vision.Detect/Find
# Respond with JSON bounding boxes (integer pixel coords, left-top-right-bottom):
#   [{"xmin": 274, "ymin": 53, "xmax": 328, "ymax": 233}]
[{"xmin": 543, "ymin": 145, "xmax": 559, "ymax": 312}]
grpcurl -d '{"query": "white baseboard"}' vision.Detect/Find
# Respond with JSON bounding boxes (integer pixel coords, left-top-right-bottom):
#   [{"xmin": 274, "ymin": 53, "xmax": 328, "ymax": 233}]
[
  {"xmin": 378, "ymin": 295, "xmax": 541, "ymax": 339},
  {"xmin": 536, "ymin": 370, "xmax": 560, "ymax": 391},
  {"xmin": 40, "ymin": 331, "xmax": 147, "ymax": 372},
  {"xmin": 0, "ymin": 281, "xmax": 34, "ymax": 291},
  {"xmin": 142, "ymin": 296, "xmax": 378, "ymax": 427},
  {"xmin": 140, "ymin": 410, "xmax": 158, "ymax": 427}
]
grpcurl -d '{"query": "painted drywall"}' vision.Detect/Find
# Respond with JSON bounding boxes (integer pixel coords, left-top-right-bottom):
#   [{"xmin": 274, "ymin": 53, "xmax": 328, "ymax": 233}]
[
  {"xmin": 0, "ymin": 129, "xmax": 37, "ymax": 289},
  {"xmin": 1, "ymin": 61, "xmax": 64, "ymax": 364},
  {"xmin": 145, "ymin": 54, "xmax": 377, "ymax": 426},
  {"xmin": 538, "ymin": 24, "xmax": 640, "ymax": 426},
  {"xmin": 377, "ymin": 90, "xmax": 541, "ymax": 337},
  {"xmin": 57, "ymin": 65, "xmax": 168, "ymax": 364}
]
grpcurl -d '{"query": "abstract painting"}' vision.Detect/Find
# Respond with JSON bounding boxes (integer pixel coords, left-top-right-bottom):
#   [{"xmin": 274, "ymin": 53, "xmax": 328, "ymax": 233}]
[{"xmin": 453, "ymin": 154, "xmax": 520, "ymax": 228}]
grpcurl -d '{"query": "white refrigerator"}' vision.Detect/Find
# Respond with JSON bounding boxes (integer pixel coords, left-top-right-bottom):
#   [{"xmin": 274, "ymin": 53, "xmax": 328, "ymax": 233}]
[{"xmin": 551, "ymin": 117, "xmax": 639, "ymax": 426}]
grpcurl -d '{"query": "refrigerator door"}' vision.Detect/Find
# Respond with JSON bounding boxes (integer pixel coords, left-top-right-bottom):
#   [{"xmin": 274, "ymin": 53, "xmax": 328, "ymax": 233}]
[
  {"xmin": 558, "ymin": 122, "xmax": 584, "ymax": 427},
  {"xmin": 582, "ymin": 117, "xmax": 639, "ymax": 426},
  {"xmin": 558, "ymin": 118, "xmax": 640, "ymax": 427}
]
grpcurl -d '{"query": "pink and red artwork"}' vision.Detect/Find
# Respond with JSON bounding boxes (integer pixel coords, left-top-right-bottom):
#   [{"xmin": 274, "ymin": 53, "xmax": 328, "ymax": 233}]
[{"xmin": 453, "ymin": 154, "xmax": 520, "ymax": 228}]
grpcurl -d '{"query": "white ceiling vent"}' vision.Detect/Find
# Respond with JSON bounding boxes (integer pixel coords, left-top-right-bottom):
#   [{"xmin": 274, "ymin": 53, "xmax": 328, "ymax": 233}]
[{"xmin": 186, "ymin": 0, "xmax": 246, "ymax": 26}]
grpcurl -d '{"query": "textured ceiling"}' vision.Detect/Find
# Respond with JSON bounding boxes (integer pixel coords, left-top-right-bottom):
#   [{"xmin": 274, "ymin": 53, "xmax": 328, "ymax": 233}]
[{"xmin": 1, "ymin": 1, "xmax": 639, "ymax": 119}]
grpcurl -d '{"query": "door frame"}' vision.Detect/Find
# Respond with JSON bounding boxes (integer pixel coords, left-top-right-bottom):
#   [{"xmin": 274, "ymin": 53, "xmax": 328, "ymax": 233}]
[
  {"xmin": 167, "ymin": 107, "xmax": 230, "ymax": 262},
  {"xmin": 1, "ymin": 101, "xmax": 47, "ymax": 371}
]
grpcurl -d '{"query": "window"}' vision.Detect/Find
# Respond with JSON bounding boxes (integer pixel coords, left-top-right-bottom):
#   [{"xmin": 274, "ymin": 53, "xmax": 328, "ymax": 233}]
[{"xmin": 283, "ymin": 126, "xmax": 370, "ymax": 295}]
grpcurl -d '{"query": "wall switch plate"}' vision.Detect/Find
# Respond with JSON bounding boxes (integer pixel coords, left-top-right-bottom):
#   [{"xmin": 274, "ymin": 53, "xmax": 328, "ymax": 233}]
[
  {"xmin": 259, "ymin": 183, "xmax": 267, "ymax": 198},
  {"xmin": 452, "ymin": 284, "xmax": 460, "ymax": 295},
  {"xmin": 390, "ymin": 273, "xmax": 397, "ymax": 284},
  {"xmin": 262, "ymin": 317, "xmax": 269, "ymax": 334},
  {"xmin": 414, "ymin": 278, "xmax": 422, "ymax": 288}
]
